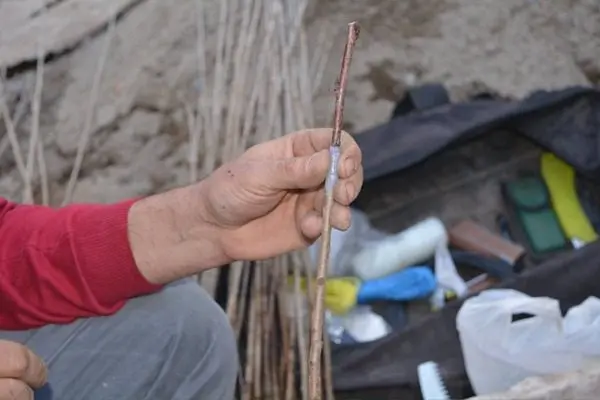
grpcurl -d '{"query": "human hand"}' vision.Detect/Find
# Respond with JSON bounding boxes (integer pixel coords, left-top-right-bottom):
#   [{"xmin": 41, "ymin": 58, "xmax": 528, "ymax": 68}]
[
  {"xmin": 200, "ymin": 128, "xmax": 363, "ymax": 261},
  {"xmin": 0, "ymin": 340, "xmax": 47, "ymax": 400}
]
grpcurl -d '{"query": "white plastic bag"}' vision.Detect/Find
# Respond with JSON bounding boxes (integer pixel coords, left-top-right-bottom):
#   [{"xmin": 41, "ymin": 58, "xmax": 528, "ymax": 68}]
[
  {"xmin": 330, "ymin": 305, "xmax": 391, "ymax": 343},
  {"xmin": 431, "ymin": 243, "xmax": 468, "ymax": 310},
  {"xmin": 456, "ymin": 289, "xmax": 600, "ymax": 395}
]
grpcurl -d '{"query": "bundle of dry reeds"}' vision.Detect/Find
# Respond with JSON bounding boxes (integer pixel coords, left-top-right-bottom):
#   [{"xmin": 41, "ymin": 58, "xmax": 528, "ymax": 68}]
[
  {"xmin": 190, "ymin": 0, "xmax": 339, "ymax": 398},
  {"xmin": 0, "ymin": 0, "xmax": 338, "ymax": 397}
]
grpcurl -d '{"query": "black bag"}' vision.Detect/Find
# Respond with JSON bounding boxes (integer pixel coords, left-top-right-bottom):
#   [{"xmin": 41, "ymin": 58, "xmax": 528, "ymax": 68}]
[{"xmin": 331, "ymin": 86, "xmax": 600, "ymax": 399}]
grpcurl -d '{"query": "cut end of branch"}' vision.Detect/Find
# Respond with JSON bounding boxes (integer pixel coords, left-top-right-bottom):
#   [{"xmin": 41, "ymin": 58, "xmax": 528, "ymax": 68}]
[{"xmin": 348, "ymin": 21, "xmax": 360, "ymax": 41}]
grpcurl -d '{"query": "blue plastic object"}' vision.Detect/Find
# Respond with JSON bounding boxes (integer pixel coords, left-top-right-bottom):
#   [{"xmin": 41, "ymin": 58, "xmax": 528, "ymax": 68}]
[{"xmin": 356, "ymin": 266, "xmax": 436, "ymax": 304}]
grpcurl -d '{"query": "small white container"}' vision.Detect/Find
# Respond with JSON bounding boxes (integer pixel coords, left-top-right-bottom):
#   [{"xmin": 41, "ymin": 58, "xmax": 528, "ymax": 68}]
[{"xmin": 352, "ymin": 217, "xmax": 448, "ymax": 280}]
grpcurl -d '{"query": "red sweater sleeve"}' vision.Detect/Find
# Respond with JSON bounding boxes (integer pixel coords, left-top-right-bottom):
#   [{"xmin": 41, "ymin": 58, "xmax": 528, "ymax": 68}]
[{"xmin": 0, "ymin": 197, "xmax": 162, "ymax": 330}]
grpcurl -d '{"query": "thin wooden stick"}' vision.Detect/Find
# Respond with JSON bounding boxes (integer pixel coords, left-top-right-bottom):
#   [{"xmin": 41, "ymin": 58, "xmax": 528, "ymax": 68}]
[
  {"xmin": 242, "ymin": 264, "xmax": 259, "ymax": 400},
  {"xmin": 22, "ymin": 53, "xmax": 42, "ymax": 203},
  {"xmin": 253, "ymin": 264, "xmax": 263, "ymax": 399},
  {"xmin": 308, "ymin": 22, "xmax": 359, "ymax": 400},
  {"xmin": 36, "ymin": 141, "xmax": 49, "ymax": 205},
  {"xmin": 285, "ymin": 287, "xmax": 298, "ymax": 400},
  {"xmin": 310, "ymin": 26, "xmax": 336, "ymax": 97},
  {"xmin": 0, "ymin": 86, "xmax": 29, "ymax": 162},
  {"xmin": 0, "ymin": 79, "xmax": 28, "ymax": 185},
  {"xmin": 62, "ymin": 15, "xmax": 116, "ymax": 205},
  {"xmin": 263, "ymin": 264, "xmax": 277, "ymax": 397},
  {"xmin": 277, "ymin": 259, "xmax": 291, "ymax": 391},
  {"xmin": 226, "ymin": 260, "xmax": 245, "ymax": 326},
  {"xmin": 234, "ymin": 262, "xmax": 252, "ymax": 339},
  {"xmin": 293, "ymin": 258, "xmax": 309, "ymax": 400}
]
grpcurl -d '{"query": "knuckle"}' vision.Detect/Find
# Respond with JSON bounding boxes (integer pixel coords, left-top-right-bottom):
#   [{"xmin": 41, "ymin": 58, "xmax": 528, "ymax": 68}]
[
  {"xmin": 355, "ymin": 166, "xmax": 364, "ymax": 189},
  {"xmin": 6, "ymin": 345, "xmax": 29, "ymax": 378},
  {"xmin": 283, "ymin": 158, "xmax": 299, "ymax": 176}
]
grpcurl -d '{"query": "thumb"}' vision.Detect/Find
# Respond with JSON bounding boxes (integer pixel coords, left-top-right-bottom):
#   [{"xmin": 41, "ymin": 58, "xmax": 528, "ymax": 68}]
[{"xmin": 270, "ymin": 149, "xmax": 330, "ymax": 189}]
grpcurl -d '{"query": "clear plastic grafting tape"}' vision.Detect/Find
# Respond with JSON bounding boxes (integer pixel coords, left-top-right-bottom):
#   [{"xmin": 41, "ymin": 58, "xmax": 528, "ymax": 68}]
[{"xmin": 325, "ymin": 146, "xmax": 341, "ymax": 193}]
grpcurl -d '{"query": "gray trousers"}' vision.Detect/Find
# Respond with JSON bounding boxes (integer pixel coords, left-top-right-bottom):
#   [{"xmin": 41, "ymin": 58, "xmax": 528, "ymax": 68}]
[{"xmin": 0, "ymin": 279, "xmax": 238, "ymax": 400}]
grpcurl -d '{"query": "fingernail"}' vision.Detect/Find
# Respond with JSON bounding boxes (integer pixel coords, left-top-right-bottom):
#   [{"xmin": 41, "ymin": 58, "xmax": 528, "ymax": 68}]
[{"xmin": 344, "ymin": 157, "xmax": 356, "ymax": 175}]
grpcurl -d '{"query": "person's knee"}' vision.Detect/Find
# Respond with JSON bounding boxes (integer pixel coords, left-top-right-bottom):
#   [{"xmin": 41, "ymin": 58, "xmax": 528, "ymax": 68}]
[
  {"xmin": 139, "ymin": 280, "xmax": 238, "ymax": 398},
  {"xmin": 160, "ymin": 280, "xmax": 237, "ymax": 367}
]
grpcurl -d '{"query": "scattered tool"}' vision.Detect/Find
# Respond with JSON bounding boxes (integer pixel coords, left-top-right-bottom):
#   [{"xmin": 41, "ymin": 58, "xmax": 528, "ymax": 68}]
[
  {"xmin": 449, "ymin": 219, "xmax": 525, "ymax": 268},
  {"xmin": 502, "ymin": 176, "xmax": 570, "ymax": 257},
  {"xmin": 294, "ymin": 267, "xmax": 436, "ymax": 315},
  {"xmin": 541, "ymin": 152, "xmax": 598, "ymax": 247},
  {"xmin": 418, "ymin": 361, "xmax": 450, "ymax": 400}
]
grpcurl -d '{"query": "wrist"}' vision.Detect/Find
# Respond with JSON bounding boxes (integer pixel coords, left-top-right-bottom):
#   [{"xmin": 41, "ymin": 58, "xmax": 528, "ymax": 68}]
[{"xmin": 127, "ymin": 182, "xmax": 231, "ymax": 285}]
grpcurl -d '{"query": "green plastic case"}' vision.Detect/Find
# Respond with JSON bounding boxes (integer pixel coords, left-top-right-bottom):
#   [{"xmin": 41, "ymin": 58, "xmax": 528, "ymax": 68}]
[{"xmin": 503, "ymin": 176, "xmax": 568, "ymax": 255}]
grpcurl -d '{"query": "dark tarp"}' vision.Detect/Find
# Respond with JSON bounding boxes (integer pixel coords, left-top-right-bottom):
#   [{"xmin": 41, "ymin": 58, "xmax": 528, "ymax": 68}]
[
  {"xmin": 331, "ymin": 86, "xmax": 600, "ymax": 399},
  {"xmin": 359, "ymin": 87, "xmax": 600, "ymax": 183}
]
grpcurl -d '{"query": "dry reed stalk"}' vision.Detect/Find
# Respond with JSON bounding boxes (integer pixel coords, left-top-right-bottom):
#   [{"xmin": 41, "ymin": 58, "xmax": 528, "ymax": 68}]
[
  {"xmin": 36, "ymin": 140, "xmax": 49, "ymax": 205},
  {"xmin": 310, "ymin": 26, "xmax": 337, "ymax": 97},
  {"xmin": 224, "ymin": 0, "xmax": 262, "ymax": 160},
  {"xmin": 193, "ymin": 0, "xmax": 213, "ymax": 182},
  {"xmin": 239, "ymin": 37, "xmax": 269, "ymax": 149},
  {"xmin": 22, "ymin": 49, "xmax": 45, "ymax": 205},
  {"xmin": 189, "ymin": 0, "xmax": 337, "ymax": 397},
  {"xmin": 278, "ymin": 293, "xmax": 289, "ymax": 385},
  {"xmin": 277, "ymin": 260, "xmax": 292, "ymax": 389},
  {"xmin": 308, "ymin": 22, "xmax": 359, "ymax": 400},
  {"xmin": 184, "ymin": 103, "xmax": 200, "ymax": 183},
  {"xmin": 252, "ymin": 263, "xmax": 263, "ymax": 398},
  {"xmin": 270, "ymin": 336, "xmax": 281, "ymax": 399},
  {"xmin": 294, "ymin": 260, "xmax": 309, "ymax": 400},
  {"xmin": 241, "ymin": 263, "xmax": 259, "ymax": 400},
  {"xmin": 0, "ymin": 79, "xmax": 28, "ymax": 185},
  {"xmin": 223, "ymin": 0, "xmax": 267, "ymax": 318},
  {"xmin": 226, "ymin": 260, "xmax": 245, "ymax": 325},
  {"xmin": 194, "ymin": 0, "xmax": 210, "ymax": 150},
  {"xmin": 274, "ymin": 8, "xmax": 297, "ymax": 131},
  {"xmin": 285, "ymin": 285, "xmax": 298, "ymax": 400},
  {"xmin": 0, "ymin": 87, "xmax": 29, "ymax": 162},
  {"xmin": 206, "ymin": 0, "xmax": 230, "ymax": 173},
  {"xmin": 298, "ymin": 30, "xmax": 314, "ymax": 126},
  {"xmin": 271, "ymin": 260, "xmax": 286, "ymax": 399},
  {"xmin": 197, "ymin": 10, "xmax": 229, "ymax": 293},
  {"xmin": 234, "ymin": 262, "xmax": 252, "ymax": 339},
  {"xmin": 62, "ymin": 16, "xmax": 116, "ymax": 205},
  {"xmin": 263, "ymin": 262, "xmax": 278, "ymax": 398}
]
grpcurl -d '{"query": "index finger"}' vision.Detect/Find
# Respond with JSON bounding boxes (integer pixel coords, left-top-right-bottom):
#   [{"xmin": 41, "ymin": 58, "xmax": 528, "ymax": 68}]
[{"xmin": 0, "ymin": 340, "xmax": 47, "ymax": 389}]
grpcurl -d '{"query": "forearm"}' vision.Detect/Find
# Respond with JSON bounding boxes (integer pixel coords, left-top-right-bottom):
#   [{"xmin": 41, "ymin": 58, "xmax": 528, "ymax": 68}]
[
  {"xmin": 127, "ymin": 181, "xmax": 231, "ymax": 285},
  {"xmin": 0, "ymin": 181, "xmax": 227, "ymax": 329}
]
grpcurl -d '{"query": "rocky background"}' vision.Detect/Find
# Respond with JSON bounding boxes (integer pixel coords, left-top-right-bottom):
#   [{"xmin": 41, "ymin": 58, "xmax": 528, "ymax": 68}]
[{"xmin": 0, "ymin": 0, "xmax": 598, "ymax": 203}]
